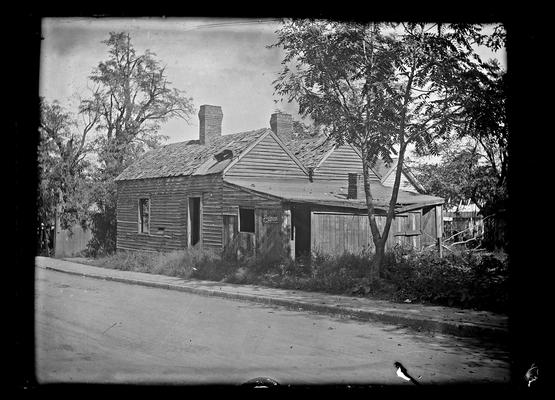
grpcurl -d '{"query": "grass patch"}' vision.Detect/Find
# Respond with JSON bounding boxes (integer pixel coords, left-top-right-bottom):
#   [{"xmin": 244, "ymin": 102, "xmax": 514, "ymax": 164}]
[{"xmin": 90, "ymin": 247, "xmax": 233, "ymax": 280}]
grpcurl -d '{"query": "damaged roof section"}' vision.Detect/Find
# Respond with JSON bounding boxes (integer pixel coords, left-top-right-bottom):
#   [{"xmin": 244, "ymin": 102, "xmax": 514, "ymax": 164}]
[
  {"xmin": 115, "ymin": 128, "xmax": 269, "ymax": 181},
  {"xmin": 224, "ymin": 177, "xmax": 443, "ymax": 212},
  {"xmin": 287, "ymin": 135, "xmax": 336, "ymax": 168}
]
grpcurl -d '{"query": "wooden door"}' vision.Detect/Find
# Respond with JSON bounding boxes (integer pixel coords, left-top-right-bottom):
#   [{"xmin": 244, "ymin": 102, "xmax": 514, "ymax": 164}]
[
  {"xmin": 222, "ymin": 215, "xmax": 238, "ymax": 257},
  {"xmin": 255, "ymin": 208, "xmax": 285, "ymax": 262}
]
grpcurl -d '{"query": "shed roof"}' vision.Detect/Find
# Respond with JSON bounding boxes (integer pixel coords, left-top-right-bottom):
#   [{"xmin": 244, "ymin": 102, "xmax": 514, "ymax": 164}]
[
  {"xmin": 224, "ymin": 177, "xmax": 443, "ymax": 211},
  {"xmin": 115, "ymin": 128, "xmax": 269, "ymax": 181}
]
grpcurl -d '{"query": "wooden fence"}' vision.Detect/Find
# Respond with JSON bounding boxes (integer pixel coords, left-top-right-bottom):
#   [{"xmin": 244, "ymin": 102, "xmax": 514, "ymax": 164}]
[{"xmin": 55, "ymin": 224, "xmax": 92, "ymax": 258}]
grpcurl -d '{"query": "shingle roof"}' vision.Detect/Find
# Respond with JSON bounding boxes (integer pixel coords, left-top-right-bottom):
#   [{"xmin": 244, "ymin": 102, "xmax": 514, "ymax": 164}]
[
  {"xmin": 224, "ymin": 177, "xmax": 443, "ymax": 211},
  {"xmin": 115, "ymin": 128, "xmax": 269, "ymax": 181}
]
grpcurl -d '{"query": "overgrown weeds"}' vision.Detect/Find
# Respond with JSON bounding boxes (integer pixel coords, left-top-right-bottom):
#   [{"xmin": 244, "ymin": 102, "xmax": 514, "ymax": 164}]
[
  {"xmin": 90, "ymin": 246, "xmax": 508, "ymax": 313},
  {"xmin": 92, "ymin": 247, "xmax": 231, "ymax": 280}
]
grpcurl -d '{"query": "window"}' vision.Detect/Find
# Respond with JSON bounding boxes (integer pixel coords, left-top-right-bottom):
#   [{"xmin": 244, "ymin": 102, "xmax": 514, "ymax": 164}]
[
  {"xmin": 239, "ymin": 208, "xmax": 255, "ymax": 233},
  {"xmin": 139, "ymin": 198, "xmax": 150, "ymax": 234}
]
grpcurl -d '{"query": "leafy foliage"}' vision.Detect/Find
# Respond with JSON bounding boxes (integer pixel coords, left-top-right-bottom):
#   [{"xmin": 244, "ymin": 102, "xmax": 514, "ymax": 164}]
[
  {"xmin": 271, "ymin": 21, "xmax": 505, "ymax": 274},
  {"xmin": 38, "ymin": 98, "xmax": 95, "ymax": 235},
  {"xmin": 85, "ymin": 32, "xmax": 194, "ymax": 177},
  {"xmin": 411, "ymin": 62, "xmax": 508, "ymax": 248},
  {"xmin": 230, "ymin": 249, "xmax": 508, "ymax": 313},
  {"xmin": 380, "ymin": 248, "xmax": 508, "ymax": 312},
  {"xmin": 412, "ymin": 143, "xmax": 502, "ymax": 211},
  {"xmin": 80, "ymin": 32, "xmax": 195, "ymax": 254}
]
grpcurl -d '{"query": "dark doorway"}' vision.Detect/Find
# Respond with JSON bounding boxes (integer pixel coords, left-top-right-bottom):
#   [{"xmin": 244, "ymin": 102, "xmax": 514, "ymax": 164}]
[
  {"xmin": 292, "ymin": 205, "xmax": 311, "ymax": 258},
  {"xmin": 189, "ymin": 197, "xmax": 201, "ymax": 246}
]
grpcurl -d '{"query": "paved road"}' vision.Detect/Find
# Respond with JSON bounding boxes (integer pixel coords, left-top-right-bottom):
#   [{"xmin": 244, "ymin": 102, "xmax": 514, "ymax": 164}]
[{"xmin": 35, "ymin": 267, "xmax": 510, "ymax": 385}]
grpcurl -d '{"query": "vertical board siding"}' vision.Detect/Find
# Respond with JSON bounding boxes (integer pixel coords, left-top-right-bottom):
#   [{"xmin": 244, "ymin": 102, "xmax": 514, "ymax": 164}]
[
  {"xmin": 255, "ymin": 208, "xmax": 290, "ymax": 262},
  {"xmin": 225, "ymin": 135, "xmax": 307, "ymax": 179},
  {"xmin": 311, "ymin": 211, "xmax": 423, "ymax": 256},
  {"xmin": 116, "ymin": 174, "xmax": 223, "ymax": 253},
  {"xmin": 315, "ymin": 145, "xmax": 379, "ymax": 182}
]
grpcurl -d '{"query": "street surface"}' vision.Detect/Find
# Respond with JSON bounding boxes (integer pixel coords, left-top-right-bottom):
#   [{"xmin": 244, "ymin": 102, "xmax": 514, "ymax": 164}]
[{"xmin": 35, "ymin": 267, "xmax": 510, "ymax": 385}]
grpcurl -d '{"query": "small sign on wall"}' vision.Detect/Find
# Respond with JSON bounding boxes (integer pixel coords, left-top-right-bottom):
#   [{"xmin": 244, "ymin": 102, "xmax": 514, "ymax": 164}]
[{"xmin": 262, "ymin": 215, "xmax": 279, "ymax": 224}]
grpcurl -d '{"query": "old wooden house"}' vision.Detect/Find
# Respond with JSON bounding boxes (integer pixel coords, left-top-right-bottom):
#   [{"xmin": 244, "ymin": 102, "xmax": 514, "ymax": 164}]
[{"xmin": 115, "ymin": 105, "xmax": 444, "ymax": 260}]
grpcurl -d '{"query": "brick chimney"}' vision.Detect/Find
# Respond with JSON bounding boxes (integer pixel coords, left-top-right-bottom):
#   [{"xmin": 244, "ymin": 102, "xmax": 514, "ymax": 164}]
[
  {"xmin": 347, "ymin": 173, "xmax": 358, "ymax": 199},
  {"xmin": 198, "ymin": 105, "xmax": 223, "ymax": 145},
  {"xmin": 270, "ymin": 112, "xmax": 293, "ymax": 142}
]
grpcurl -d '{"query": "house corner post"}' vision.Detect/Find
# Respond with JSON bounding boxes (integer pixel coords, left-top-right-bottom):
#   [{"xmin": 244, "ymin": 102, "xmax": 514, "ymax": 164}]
[{"xmin": 436, "ymin": 205, "xmax": 443, "ymax": 258}]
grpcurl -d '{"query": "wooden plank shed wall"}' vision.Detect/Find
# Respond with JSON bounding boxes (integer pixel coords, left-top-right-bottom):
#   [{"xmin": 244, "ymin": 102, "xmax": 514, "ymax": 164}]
[
  {"xmin": 116, "ymin": 174, "xmax": 223, "ymax": 252},
  {"xmin": 310, "ymin": 210, "xmax": 422, "ymax": 256}
]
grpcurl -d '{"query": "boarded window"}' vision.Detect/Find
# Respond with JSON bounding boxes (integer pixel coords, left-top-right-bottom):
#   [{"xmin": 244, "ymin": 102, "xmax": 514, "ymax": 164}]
[
  {"xmin": 139, "ymin": 198, "xmax": 150, "ymax": 234},
  {"xmin": 239, "ymin": 208, "xmax": 255, "ymax": 233}
]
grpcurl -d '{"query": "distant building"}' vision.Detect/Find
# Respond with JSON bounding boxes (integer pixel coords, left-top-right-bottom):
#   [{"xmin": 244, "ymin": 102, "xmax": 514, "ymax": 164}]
[{"xmin": 443, "ymin": 200, "xmax": 484, "ymax": 243}]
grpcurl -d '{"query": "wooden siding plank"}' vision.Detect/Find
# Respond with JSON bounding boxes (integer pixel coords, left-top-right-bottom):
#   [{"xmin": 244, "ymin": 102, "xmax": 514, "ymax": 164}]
[
  {"xmin": 310, "ymin": 211, "xmax": 423, "ymax": 256},
  {"xmin": 116, "ymin": 174, "xmax": 223, "ymax": 253},
  {"xmin": 315, "ymin": 145, "xmax": 380, "ymax": 182}
]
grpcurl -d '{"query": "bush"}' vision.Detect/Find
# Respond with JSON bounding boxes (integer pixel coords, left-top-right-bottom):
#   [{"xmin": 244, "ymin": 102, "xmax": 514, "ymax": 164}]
[
  {"xmin": 380, "ymin": 248, "xmax": 509, "ymax": 312},
  {"xmin": 222, "ymin": 247, "xmax": 509, "ymax": 312}
]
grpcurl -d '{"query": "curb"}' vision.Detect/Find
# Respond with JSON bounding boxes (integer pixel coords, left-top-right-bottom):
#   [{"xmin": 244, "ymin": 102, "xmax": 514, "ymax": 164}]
[{"xmin": 43, "ymin": 265, "xmax": 508, "ymax": 341}]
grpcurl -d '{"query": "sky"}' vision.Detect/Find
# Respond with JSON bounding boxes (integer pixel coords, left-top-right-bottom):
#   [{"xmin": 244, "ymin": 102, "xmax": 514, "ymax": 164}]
[{"xmin": 40, "ymin": 18, "xmax": 506, "ymax": 145}]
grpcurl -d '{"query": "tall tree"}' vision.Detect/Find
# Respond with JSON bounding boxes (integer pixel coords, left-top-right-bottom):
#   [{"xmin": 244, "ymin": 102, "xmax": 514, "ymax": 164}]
[
  {"xmin": 81, "ymin": 32, "xmax": 195, "ymax": 255},
  {"xmin": 272, "ymin": 20, "xmax": 501, "ymax": 276},
  {"xmin": 84, "ymin": 32, "xmax": 195, "ymax": 177},
  {"xmin": 455, "ymin": 65, "xmax": 507, "ymax": 215},
  {"xmin": 414, "ymin": 62, "xmax": 508, "ymax": 249}
]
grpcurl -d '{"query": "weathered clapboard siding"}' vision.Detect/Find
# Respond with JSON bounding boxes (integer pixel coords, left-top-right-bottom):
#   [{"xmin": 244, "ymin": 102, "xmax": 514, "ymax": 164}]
[
  {"xmin": 310, "ymin": 210, "xmax": 422, "ymax": 256},
  {"xmin": 116, "ymin": 174, "xmax": 223, "ymax": 253},
  {"xmin": 221, "ymin": 181, "xmax": 282, "ymax": 215},
  {"xmin": 225, "ymin": 134, "xmax": 307, "ymax": 179},
  {"xmin": 315, "ymin": 144, "xmax": 380, "ymax": 181},
  {"xmin": 381, "ymin": 169, "xmax": 419, "ymax": 193},
  {"xmin": 221, "ymin": 181, "xmax": 288, "ymax": 258}
]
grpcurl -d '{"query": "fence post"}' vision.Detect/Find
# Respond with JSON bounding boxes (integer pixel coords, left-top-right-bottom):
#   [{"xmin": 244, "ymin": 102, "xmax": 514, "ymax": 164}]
[{"xmin": 436, "ymin": 205, "xmax": 443, "ymax": 258}]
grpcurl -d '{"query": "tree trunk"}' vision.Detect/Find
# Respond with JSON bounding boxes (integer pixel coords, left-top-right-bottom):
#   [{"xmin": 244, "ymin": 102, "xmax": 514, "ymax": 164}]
[
  {"xmin": 361, "ymin": 151, "xmax": 382, "ymax": 281},
  {"xmin": 372, "ymin": 239, "xmax": 386, "ymax": 279},
  {"xmin": 53, "ymin": 188, "xmax": 63, "ymax": 258}
]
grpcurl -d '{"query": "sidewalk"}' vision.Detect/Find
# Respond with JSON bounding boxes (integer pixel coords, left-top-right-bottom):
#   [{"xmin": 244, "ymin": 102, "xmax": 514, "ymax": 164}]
[{"xmin": 36, "ymin": 256, "xmax": 508, "ymax": 341}]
